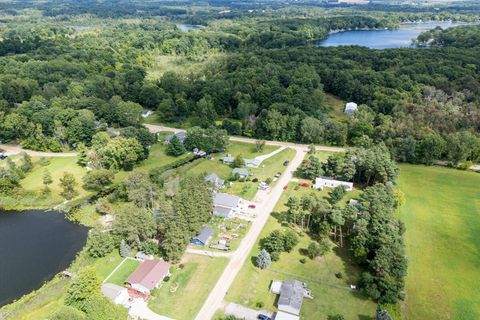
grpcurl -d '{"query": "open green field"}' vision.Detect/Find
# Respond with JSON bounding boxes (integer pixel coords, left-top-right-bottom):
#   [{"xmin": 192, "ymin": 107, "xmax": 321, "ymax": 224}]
[
  {"xmin": 148, "ymin": 254, "xmax": 228, "ymax": 320},
  {"xmin": 226, "ymin": 180, "xmax": 375, "ymax": 319},
  {"xmin": 105, "ymin": 258, "xmax": 140, "ymax": 286},
  {"xmin": 398, "ymin": 164, "xmax": 480, "ymax": 320}
]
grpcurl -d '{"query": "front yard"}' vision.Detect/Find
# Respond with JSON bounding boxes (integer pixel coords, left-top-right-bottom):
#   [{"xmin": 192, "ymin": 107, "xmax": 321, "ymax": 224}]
[
  {"xmin": 104, "ymin": 258, "xmax": 140, "ymax": 286},
  {"xmin": 148, "ymin": 254, "xmax": 229, "ymax": 320}
]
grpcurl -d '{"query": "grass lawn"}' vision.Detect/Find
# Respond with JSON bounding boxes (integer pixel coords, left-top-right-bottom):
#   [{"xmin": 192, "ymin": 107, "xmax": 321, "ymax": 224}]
[
  {"xmin": 325, "ymin": 93, "xmax": 348, "ymax": 122},
  {"xmin": 148, "ymin": 254, "xmax": 229, "ymax": 320},
  {"xmin": 397, "ymin": 164, "xmax": 480, "ymax": 320},
  {"xmin": 105, "ymin": 258, "xmax": 140, "ymax": 286},
  {"xmin": 226, "ymin": 214, "xmax": 376, "ymax": 319},
  {"xmin": 223, "ymin": 141, "xmax": 277, "ymax": 159}
]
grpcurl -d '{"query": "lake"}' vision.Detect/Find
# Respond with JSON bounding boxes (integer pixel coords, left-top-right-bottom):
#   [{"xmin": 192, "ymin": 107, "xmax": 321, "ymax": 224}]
[
  {"xmin": 318, "ymin": 21, "xmax": 465, "ymax": 49},
  {"xmin": 0, "ymin": 210, "xmax": 88, "ymax": 307}
]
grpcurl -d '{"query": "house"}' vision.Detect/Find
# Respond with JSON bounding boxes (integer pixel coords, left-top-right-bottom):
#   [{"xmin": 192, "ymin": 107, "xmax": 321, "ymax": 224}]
[
  {"xmin": 135, "ymin": 251, "xmax": 154, "ymax": 261},
  {"xmin": 313, "ymin": 177, "xmax": 353, "ymax": 191},
  {"xmin": 270, "ymin": 280, "xmax": 313, "ymax": 316},
  {"xmin": 213, "ymin": 193, "xmax": 244, "ymax": 218},
  {"xmin": 125, "ymin": 259, "xmax": 171, "ymax": 295},
  {"xmin": 101, "ymin": 283, "xmax": 129, "ymax": 305},
  {"xmin": 205, "ymin": 173, "xmax": 225, "ymax": 189},
  {"xmin": 232, "ymin": 168, "xmax": 249, "ymax": 179},
  {"xmin": 220, "ymin": 155, "xmax": 235, "ymax": 165},
  {"xmin": 344, "ymin": 102, "xmax": 358, "ymax": 115},
  {"xmin": 274, "ymin": 311, "xmax": 300, "ymax": 320},
  {"xmin": 164, "ymin": 131, "xmax": 187, "ymax": 144},
  {"xmin": 244, "ymin": 158, "xmax": 262, "ymax": 168},
  {"xmin": 190, "ymin": 226, "xmax": 213, "ymax": 246}
]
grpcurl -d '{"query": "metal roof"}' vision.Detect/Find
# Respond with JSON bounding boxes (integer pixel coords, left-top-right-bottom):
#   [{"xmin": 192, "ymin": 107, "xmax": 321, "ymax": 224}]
[
  {"xmin": 192, "ymin": 226, "xmax": 213, "ymax": 244},
  {"xmin": 213, "ymin": 193, "xmax": 241, "ymax": 208}
]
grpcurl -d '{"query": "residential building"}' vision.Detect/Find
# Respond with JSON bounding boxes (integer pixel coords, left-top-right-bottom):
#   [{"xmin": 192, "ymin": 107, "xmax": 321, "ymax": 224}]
[
  {"xmin": 270, "ymin": 280, "xmax": 313, "ymax": 316},
  {"xmin": 125, "ymin": 259, "xmax": 171, "ymax": 295},
  {"xmin": 220, "ymin": 155, "xmax": 235, "ymax": 165},
  {"xmin": 213, "ymin": 193, "xmax": 244, "ymax": 218},
  {"xmin": 141, "ymin": 110, "xmax": 154, "ymax": 118},
  {"xmin": 135, "ymin": 251, "xmax": 154, "ymax": 261},
  {"xmin": 205, "ymin": 173, "xmax": 225, "ymax": 189},
  {"xmin": 190, "ymin": 226, "xmax": 213, "ymax": 246},
  {"xmin": 164, "ymin": 131, "xmax": 187, "ymax": 144},
  {"xmin": 313, "ymin": 177, "xmax": 353, "ymax": 191},
  {"xmin": 344, "ymin": 102, "xmax": 358, "ymax": 115},
  {"xmin": 232, "ymin": 168, "xmax": 249, "ymax": 179},
  {"xmin": 101, "ymin": 283, "xmax": 129, "ymax": 305},
  {"xmin": 244, "ymin": 158, "xmax": 262, "ymax": 168}
]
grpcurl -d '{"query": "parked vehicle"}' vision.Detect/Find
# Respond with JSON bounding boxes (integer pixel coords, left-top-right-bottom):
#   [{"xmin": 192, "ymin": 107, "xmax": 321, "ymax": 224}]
[
  {"xmin": 283, "ymin": 160, "xmax": 289, "ymax": 166},
  {"xmin": 299, "ymin": 182, "xmax": 310, "ymax": 188},
  {"xmin": 248, "ymin": 204, "xmax": 256, "ymax": 209},
  {"xmin": 257, "ymin": 315, "xmax": 271, "ymax": 320},
  {"xmin": 283, "ymin": 185, "xmax": 288, "ymax": 190},
  {"xmin": 0, "ymin": 153, "xmax": 7, "ymax": 160}
]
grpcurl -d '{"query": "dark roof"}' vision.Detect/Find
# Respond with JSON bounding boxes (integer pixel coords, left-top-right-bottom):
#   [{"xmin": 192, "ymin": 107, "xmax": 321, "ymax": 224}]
[
  {"xmin": 278, "ymin": 280, "xmax": 304, "ymax": 315},
  {"xmin": 205, "ymin": 173, "xmax": 225, "ymax": 187},
  {"xmin": 192, "ymin": 226, "xmax": 213, "ymax": 244},
  {"xmin": 125, "ymin": 259, "xmax": 170, "ymax": 290}
]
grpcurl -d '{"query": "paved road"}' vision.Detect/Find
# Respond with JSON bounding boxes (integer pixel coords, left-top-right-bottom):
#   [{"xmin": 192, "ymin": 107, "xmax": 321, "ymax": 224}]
[
  {"xmin": 185, "ymin": 247, "xmax": 233, "ymax": 258},
  {"xmin": 194, "ymin": 145, "xmax": 308, "ymax": 320},
  {"xmin": 224, "ymin": 302, "xmax": 274, "ymax": 320},
  {"xmin": 144, "ymin": 124, "xmax": 346, "ymax": 153},
  {"xmin": 0, "ymin": 144, "xmax": 77, "ymax": 157},
  {"xmin": 128, "ymin": 299, "xmax": 174, "ymax": 320}
]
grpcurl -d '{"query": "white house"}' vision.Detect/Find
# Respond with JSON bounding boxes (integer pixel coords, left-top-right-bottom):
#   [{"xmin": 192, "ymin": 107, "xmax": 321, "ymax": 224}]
[
  {"xmin": 313, "ymin": 177, "xmax": 353, "ymax": 191},
  {"xmin": 344, "ymin": 102, "xmax": 358, "ymax": 115},
  {"xmin": 213, "ymin": 193, "xmax": 245, "ymax": 218}
]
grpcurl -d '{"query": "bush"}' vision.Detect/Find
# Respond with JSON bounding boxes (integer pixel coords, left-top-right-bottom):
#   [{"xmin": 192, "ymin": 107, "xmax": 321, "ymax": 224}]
[
  {"xmin": 256, "ymin": 301, "xmax": 264, "ymax": 308},
  {"xmin": 140, "ymin": 240, "xmax": 160, "ymax": 255},
  {"xmin": 38, "ymin": 157, "xmax": 51, "ymax": 166},
  {"xmin": 65, "ymin": 267, "xmax": 100, "ymax": 310},
  {"xmin": 48, "ymin": 306, "xmax": 86, "ymax": 320},
  {"xmin": 270, "ymin": 251, "xmax": 280, "ymax": 262},
  {"xmin": 265, "ymin": 177, "xmax": 273, "ymax": 185},
  {"xmin": 82, "ymin": 169, "xmax": 114, "ymax": 191},
  {"xmin": 299, "ymin": 258, "xmax": 307, "ymax": 264},
  {"xmin": 163, "ymin": 276, "xmax": 171, "ymax": 282},
  {"xmin": 335, "ymin": 272, "xmax": 343, "ymax": 279},
  {"xmin": 307, "ymin": 242, "xmax": 321, "ymax": 259}
]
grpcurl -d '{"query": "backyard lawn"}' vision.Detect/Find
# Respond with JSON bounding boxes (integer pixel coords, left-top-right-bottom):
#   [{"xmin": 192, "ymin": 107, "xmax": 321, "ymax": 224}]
[
  {"xmin": 398, "ymin": 164, "xmax": 480, "ymax": 320},
  {"xmin": 105, "ymin": 258, "xmax": 140, "ymax": 286},
  {"xmin": 148, "ymin": 254, "xmax": 229, "ymax": 320}
]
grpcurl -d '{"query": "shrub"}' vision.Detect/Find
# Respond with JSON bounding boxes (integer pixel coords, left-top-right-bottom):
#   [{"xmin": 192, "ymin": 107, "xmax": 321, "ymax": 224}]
[
  {"xmin": 300, "ymin": 258, "xmax": 307, "ymax": 264},
  {"xmin": 307, "ymin": 242, "xmax": 321, "ymax": 259},
  {"xmin": 86, "ymin": 231, "xmax": 114, "ymax": 258},
  {"xmin": 335, "ymin": 272, "xmax": 343, "ymax": 279},
  {"xmin": 82, "ymin": 169, "xmax": 114, "ymax": 191},
  {"xmin": 256, "ymin": 301, "xmax": 264, "ymax": 308}
]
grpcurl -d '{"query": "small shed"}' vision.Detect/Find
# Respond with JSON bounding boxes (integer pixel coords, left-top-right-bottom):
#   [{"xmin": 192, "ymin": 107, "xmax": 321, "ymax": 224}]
[
  {"xmin": 344, "ymin": 102, "xmax": 358, "ymax": 115},
  {"xmin": 135, "ymin": 251, "xmax": 154, "ymax": 261},
  {"xmin": 190, "ymin": 226, "xmax": 213, "ymax": 246}
]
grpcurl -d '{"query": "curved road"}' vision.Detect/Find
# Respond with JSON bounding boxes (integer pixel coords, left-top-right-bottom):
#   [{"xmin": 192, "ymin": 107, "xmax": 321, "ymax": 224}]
[{"xmin": 0, "ymin": 144, "xmax": 77, "ymax": 157}]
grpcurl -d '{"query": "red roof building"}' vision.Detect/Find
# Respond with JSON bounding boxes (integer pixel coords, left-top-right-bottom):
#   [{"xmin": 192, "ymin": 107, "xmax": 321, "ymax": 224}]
[{"xmin": 125, "ymin": 259, "xmax": 171, "ymax": 294}]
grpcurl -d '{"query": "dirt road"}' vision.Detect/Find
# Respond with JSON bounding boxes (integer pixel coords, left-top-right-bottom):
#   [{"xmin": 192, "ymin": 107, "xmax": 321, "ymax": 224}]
[{"xmin": 0, "ymin": 144, "xmax": 77, "ymax": 157}]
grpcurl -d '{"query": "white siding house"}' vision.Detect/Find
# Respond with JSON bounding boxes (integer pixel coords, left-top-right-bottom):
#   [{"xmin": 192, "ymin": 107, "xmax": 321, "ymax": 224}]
[
  {"xmin": 213, "ymin": 193, "xmax": 245, "ymax": 218},
  {"xmin": 344, "ymin": 102, "xmax": 358, "ymax": 115},
  {"xmin": 313, "ymin": 177, "xmax": 353, "ymax": 191}
]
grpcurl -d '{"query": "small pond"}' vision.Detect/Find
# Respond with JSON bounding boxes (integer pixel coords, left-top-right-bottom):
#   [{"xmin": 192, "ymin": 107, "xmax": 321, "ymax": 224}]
[{"xmin": 0, "ymin": 210, "xmax": 88, "ymax": 307}]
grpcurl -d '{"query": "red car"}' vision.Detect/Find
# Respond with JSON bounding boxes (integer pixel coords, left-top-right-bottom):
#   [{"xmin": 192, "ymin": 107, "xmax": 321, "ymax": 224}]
[
  {"xmin": 283, "ymin": 185, "xmax": 288, "ymax": 190},
  {"xmin": 248, "ymin": 204, "xmax": 256, "ymax": 209},
  {"xmin": 299, "ymin": 182, "xmax": 310, "ymax": 188}
]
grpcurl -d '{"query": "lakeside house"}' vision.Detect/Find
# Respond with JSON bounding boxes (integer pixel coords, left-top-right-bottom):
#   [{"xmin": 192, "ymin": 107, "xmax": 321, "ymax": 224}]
[
  {"xmin": 232, "ymin": 168, "xmax": 249, "ymax": 179},
  {"xmin": 270, "ymin": 280, "xmax": 313, "ymax": 318},
  {"xmin": 125, "ymin": 259, "xmax": 171, "ymax": 295},
  {"xmin": 213, "ymin": 193, "xmax": 244, "ymax": 218},
  {"xmin": 164, "ymin": 131, "xmax": 187, "ymax": 144},
  {"xmin": 190, "ymin": 226, "xmax": 213, "ymax": 246},
  {"xmin": 344, "ymin": 102, "xmax": 358, "ymax": 115},
  {"xmin": 313, "ymin": 177, "xmax": 353, "ymax": 191},
  {"xmin": 205, "ymin": 173, "xmax": 225, "ymax": 189}
]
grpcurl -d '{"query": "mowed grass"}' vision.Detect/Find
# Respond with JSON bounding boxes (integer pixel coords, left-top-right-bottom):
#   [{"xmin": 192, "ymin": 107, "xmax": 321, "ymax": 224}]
[
  {"xmin": 148, "ymin": 254, "xmax": 228, "ymax": 320},
  {"xmin": 226, "ymin": 179, "xmax": 375, "ymax": 319},
  {"xmin": 397, "ymin": 164, "xmax": 480, "ymax": 320},
  {"xmin": 106, "ymin": 259, "xmax": 140, "ymax": 286}
]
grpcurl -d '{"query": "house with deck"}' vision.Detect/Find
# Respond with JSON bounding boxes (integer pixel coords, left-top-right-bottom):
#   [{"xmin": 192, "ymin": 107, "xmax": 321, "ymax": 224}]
[
  {"xmin": 190, "ymin": 226, "xmax": 213, "ymax": 246},
  {"xmin": 270, "ymin": 279, "xmax": 313, "ymax": 319}
]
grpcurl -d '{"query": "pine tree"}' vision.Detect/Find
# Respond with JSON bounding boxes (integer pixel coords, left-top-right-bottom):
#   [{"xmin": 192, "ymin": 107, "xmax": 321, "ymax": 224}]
[
  {"xmin": 166, "ymin": 135, "xmax": 186, "ymax": 156},
  {"xmin": 256, "ymin": 249, "xmax": 272, "ymax": 269},
  {"xmin": 77, "ymin": 143, "xmax": 89, "ymax": 167},
  {"xmin": 119, "ymin": 239, "xmax": 131, "ymax": 257},
  {"xmin": 42, "ymin": 169, "xmax": 53, "ymax": 195}
]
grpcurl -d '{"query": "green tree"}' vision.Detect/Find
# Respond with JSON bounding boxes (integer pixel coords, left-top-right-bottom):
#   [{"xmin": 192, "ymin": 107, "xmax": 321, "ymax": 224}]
[
  {"xmin": 42, "ymin": 169, "xmax": 53, "ymax": 194},
  {"xmin": 65, "ymin": 267, "xmax": 100, "ymax": 310},
  {"xmin": 82, "ymin": 169, "xmax": 114, "ymax": 191},
  {"xmin": 256, "ymin": 249, "xmax": 272, "ymax": 269},
  {"xmin": 113, "ymin": 203, "xmax": 156, "ymax": 246},
  {"xmin": 166, "ymin": 135, "xmax": 186, "ymax": 156},
  {"xmin": 48, "ymin": 306, "xmax": 86, "ymax": 320},
  {"xmin": 255, "ymin": 140, "xmax": 266, "ymax": 152},
  {"xmin": 19, "ymin": 152, "xmax": 33, "ymax": 173},
  {"xmin": 233, "ymin": 154, "xmax": 244, "ymax": 168},
  {"xmin": 119, "ymin": 239, "xmax": 131, "ymax": 257},
  {"xmin": 86, "ymin": 231, "xmax": 114, "ymax": 258},
  {"xmin": 59, "ymin": 172, "xmax": 78, "ymax": 200}
]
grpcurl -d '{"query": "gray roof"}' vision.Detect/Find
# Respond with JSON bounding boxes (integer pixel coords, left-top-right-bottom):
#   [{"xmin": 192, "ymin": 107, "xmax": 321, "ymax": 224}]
[
  {"xmin": 165, "ymin": 131, "xmax": 187, "ymax": 143},
  {"xmin": 192, "ymin": 226, "xmax": 213, "ymax": 244},
  {"xmin": 101, "ymin": 283, "xmax": 126, "ymax": 301},
  {"xmin": 213, "ymin": 205, "xmax": 233, "ymax": 217},
  {"xmin": 232, "ymin": 168, "xmax": 249, "ymax": 176},
  {"xmin": 205, "ymin": 173, "xmax": 225, "ymax": 187},
  {"xmin": 220, "ymin": 156, "xmax": 234, "ymax": 163},
  {"xmin": 244, "ymin": 158, "xmax": 261, "ymax": 167},
  {"xmin": 278, "ymin": 280, "xmax": 305, "ymax": 315},
  {"xmin": 213, "ymin": 193, "xmax": 241, "ymax": 208}
]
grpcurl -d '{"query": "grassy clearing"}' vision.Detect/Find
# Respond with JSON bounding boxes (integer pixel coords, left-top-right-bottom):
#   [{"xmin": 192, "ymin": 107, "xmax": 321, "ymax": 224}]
[
  {"xmin": 397, "ymin": 164, "xmax": 480, "ymax": 320},
  {"xmin": 226, "ymin": 180, "xmax": 375, "ymax": 319},
  {"xmin": 325, "ymin": 93, "xmax": 348, "ymax": 122},
  {"xmin": 148, "ymin": 254, "xmax": 228, "ymax": 320},
  {"xmin": 224, "ymin": 141, "xmax": 278, "ymax": 159},
  {"xmin": 106, "ymin": 259, "xmax": 140, "ymax": 286}
]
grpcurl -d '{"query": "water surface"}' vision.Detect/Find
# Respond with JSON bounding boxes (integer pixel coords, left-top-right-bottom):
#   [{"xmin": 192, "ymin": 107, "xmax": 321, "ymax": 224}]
[
  {"xmin": 0, "ymin": 210, "xmax": 88, "ymax": 306},
  {"xmin": 318, "ymin": 21, "xmax": 465, "ymax": 49}
]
